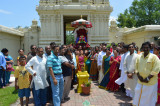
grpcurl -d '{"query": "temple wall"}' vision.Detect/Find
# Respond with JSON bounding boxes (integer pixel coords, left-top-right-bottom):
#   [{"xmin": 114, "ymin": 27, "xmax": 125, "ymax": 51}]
[
  {"xmin": 123, "ymin": 30, "xmax": 160, "ymax": 48},
  {"xmin": 23, "ymin": 20, "xmax": 41, "ymax": 54},
  {"xmin": 0, "ymin": 26, "xmax": 23, "ymax": 63}
]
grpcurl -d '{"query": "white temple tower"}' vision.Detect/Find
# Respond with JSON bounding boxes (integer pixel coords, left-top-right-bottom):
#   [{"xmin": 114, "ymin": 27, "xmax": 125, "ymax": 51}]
[{"xmin": 36, "ymin": 0, "xmax": 113, "ymax": 47}]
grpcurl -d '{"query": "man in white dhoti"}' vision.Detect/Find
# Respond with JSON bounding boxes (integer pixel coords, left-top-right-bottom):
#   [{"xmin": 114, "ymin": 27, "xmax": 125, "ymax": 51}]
[
  {"xmin": 97, "ymin": 45, "xmax": 106, "ymax": 84},
  {"xmin": 133, "ymin": 42, "xmax": 160, "ymax": 106},
  {"xmin": 124, "ymin": 44, "xmax": 138, "ymax": 98},
  {"xmin": 115, "ymin": 45, "xmax": 129, "ymax": 90}
]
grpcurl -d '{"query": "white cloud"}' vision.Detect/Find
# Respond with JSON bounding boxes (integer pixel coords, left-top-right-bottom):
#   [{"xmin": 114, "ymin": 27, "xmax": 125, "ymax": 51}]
[
  {"xmin": 109, "ymin": 16, "xmax": 117, "ymax": 23},
  {"xmin": 0, "ymin": 9, "xmax": 12, "ymax": 14}
]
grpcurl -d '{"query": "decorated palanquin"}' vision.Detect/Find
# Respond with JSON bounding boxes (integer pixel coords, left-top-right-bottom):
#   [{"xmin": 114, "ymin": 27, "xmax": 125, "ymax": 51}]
[
  {"xmin": 71, "ymin": 18, "xmax": 92, "ymax": 49},
  {"xmin": 74, "ymin": 26, "xmax": 90, "ymax": 49}
]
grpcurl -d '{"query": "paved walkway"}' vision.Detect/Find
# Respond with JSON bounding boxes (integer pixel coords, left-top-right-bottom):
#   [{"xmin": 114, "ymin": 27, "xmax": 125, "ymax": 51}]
[
  {"xmin": 12, "ymin": 81, "xmax": 132, "ymax": 106},
  {"xmin": 61, "ymin": 82, "xmax": 132, "ymax": 106},
  {"xmin": 9, "ymin": 74, "xmax": 132, "ymax": 106}
]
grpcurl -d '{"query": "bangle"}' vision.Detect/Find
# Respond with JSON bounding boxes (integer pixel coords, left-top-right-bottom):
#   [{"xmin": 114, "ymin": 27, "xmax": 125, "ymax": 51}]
[{"xmin": 146, "ymin": 77, "xmax": 150, "ymax": 81}]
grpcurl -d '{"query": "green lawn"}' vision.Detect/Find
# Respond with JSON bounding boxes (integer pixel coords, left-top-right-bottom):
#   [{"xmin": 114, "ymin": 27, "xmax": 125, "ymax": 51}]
[
  {"xmin": 11, "ymin": 71, "xmax": 14, "ymax": 74},
  {"xmin": 11, "ymin": 66, "xmax": 17, "ymax": 74},
  {"xmin": 0, "ymin": 87, "xmax": 18, "ymax": 106}
]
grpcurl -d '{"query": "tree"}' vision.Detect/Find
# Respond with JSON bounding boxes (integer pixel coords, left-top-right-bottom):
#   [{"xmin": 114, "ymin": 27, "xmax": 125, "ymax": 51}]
[
  {"xmin": 118, "ymin": 0, "xmax": 160, "ymax": 28},
  {"xmin": 15, "ymin": 26, "xmax": 22, "ymax": 29},
  {"xmin": 66, "ymin": 31, "xmax": 75, "ymax": 45},
  {"xmin": 117, "ymin": 9, "xmax": 136, "ymax": 28}
]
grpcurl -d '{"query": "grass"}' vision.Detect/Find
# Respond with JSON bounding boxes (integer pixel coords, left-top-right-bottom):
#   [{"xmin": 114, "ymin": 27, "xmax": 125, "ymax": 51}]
[
  {"xmin": 11, "ymin": 66, "xmax": 17, "ymax": 74},
  {"xmin": 11, "ymin": 71, "xmax": 14, "ymax": 74},
  {"xmin": 0, "ymin": 87, "xmax": 18, "ymax": 106},
  {"xmin": 13, "ymin": 66, "xmax": 17, "ymax": 70}
]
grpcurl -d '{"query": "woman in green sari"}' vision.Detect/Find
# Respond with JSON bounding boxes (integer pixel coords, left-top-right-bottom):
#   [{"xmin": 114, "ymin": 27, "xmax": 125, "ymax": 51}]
[{"xmin": 99, "ymin": 48, "xmax": 111, "ymax": 89}]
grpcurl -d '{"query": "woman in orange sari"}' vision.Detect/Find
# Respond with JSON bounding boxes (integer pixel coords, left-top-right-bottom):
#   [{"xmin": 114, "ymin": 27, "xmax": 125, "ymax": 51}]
[
  {"xmin": 106, "ymin": 49, "xmax": 121, "ymax": 91},
  {"xmin": 154, "ymin": 46, "xmax": 160, "ymax": 105},
  {"xmin": 90, "ymin": 49, "xmax": 98, "ymax": 81}
]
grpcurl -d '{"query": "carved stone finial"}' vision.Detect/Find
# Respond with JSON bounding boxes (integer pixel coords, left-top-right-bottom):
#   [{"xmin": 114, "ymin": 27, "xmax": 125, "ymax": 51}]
[
  {"xmin": 110, "ymin": 19, "xmax": 117, "ymax": 27},
  {"xmin": 110, "ymin": 19, "xmax": 119, "ymax": 32},
  {"xmin": 32, "ymin": 19, "xmax": 38, "ymax": 26}
]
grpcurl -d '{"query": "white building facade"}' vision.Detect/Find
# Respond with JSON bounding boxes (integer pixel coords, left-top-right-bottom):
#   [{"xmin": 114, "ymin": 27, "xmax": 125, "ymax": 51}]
[
  {"xmin": 37, "ymin": 0, "xmax": 113, "ymax": 47},
  {"xmin": 1, "ymin": 0, "xmax": 160, "ymax": 62}
]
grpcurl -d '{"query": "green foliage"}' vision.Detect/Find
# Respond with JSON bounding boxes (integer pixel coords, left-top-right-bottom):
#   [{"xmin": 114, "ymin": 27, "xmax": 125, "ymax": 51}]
[
  {"xmin": 118, "ymin": 0, "xmax": 160, "ymax": 28},
  {"xmin": 83, "ymin": 81, "xmax": 91, "ymax": 87},
  {"xmin": 66, "ymin": 33, "xmax": 75, "ymax": 45},
  {"xmin": 11, "ymin": 71, "xmax": 14, "ymax": 74},
  {"xmin": 0, "ymin": 87, "xmax": 18, "ymax": 106},
  {"xmin": 15, "ymin": 26, "xmax": 21, "ymax": 29},
  {"xmin": 107, "ymin": 43, "xmax": 111, "ymax": 48}
]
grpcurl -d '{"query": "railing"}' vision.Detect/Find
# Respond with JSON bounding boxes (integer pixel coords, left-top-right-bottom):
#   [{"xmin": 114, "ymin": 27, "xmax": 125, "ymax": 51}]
[{"xmin": 39, "ymin": 0, "xmax": 109, "ymax": 5}]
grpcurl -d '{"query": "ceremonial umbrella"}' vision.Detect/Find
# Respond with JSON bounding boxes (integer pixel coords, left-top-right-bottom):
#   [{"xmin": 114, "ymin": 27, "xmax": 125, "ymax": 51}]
[{"xmin": 71, "ymin": 18, "xmax": 92, "ymax": 28}]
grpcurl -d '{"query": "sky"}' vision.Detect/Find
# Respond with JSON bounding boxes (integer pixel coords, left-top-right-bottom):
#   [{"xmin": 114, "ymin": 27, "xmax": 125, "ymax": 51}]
[{"xmin": 0, "ymin": 0, "xmax": 134, "ymax": 28}]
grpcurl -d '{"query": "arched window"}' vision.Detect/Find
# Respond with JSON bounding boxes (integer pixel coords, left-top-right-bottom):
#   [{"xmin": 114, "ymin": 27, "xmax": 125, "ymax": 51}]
[{"xmin": 72, "ymin": 0, "xmax": 79, "ymax": 2}]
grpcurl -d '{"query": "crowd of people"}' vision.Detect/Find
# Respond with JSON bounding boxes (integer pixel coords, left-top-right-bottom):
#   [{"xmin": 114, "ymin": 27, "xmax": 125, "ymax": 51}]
[{"xmin": 0, "ymin": 41, "xmax": 160, "ymax": 106}]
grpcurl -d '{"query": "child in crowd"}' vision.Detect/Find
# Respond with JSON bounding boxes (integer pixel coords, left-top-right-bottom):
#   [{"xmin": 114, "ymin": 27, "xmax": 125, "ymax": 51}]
[{"xmin": 14, "ymin": 56, "xmax": 30, "ymax": 106}]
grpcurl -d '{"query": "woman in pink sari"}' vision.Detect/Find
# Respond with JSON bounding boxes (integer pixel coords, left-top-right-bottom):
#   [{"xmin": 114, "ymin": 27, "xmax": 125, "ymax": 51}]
[
  {"xmin": 78, "ymin": 50, "xmax": 84, "ymax": 71},
  {"xmin": 154, "ymin": 46, "xmax": 160, "ymax": 105},
  {"xmin": 106, "ymin": 49, "xmax": 121, "ymax": 91}
]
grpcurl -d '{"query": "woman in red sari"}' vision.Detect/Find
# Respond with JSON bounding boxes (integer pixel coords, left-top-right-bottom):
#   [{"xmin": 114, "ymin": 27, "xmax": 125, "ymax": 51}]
[
  {"xmin": 154, "ymin": 46, "xmax": 160, "ymax": 105},
  {"xmin": 106, "ymin": 49, "xmax": 121, "ymax": 91}
]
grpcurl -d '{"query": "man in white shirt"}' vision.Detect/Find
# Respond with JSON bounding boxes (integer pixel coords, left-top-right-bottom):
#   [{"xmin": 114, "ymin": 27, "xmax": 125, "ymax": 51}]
[
  {"xmin": 115, "ymin": 45, "xmax": 129, "ymax": 91},
  {"xmin": 123, "ymin": 44, "xmax": 138, "ymax": 98},
  {"xmin": 97, "ymin": 45, "xmax": 106, "ymax": 83},
  {"xmin": 26, "ymin": 47, "xmax": 49, "ymax": 106}
]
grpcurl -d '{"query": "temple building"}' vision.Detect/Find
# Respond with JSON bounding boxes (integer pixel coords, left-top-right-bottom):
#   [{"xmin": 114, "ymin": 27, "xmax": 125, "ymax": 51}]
[
  {"xmin": 0, "ymin": 0, "xmax": 160, "ymax": 61},
  {"xmin": 37, "ymin": 0, "xmax": 113, "ymax": 47}
]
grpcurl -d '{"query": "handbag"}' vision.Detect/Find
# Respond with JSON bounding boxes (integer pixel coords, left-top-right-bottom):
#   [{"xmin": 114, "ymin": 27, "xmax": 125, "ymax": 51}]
[{"xmin": 6, "ymin": 64, "xmax": 14, "ymax": 71}]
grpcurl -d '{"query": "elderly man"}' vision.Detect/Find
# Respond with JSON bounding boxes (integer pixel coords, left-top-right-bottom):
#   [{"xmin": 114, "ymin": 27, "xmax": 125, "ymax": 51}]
[
  {"xmin": 26, "ymin": 47, "xmax": 49, "ymax": 106},
  {"xmin": 133, "ymin": 42, "xmax": 160, "ymax": 106}
]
